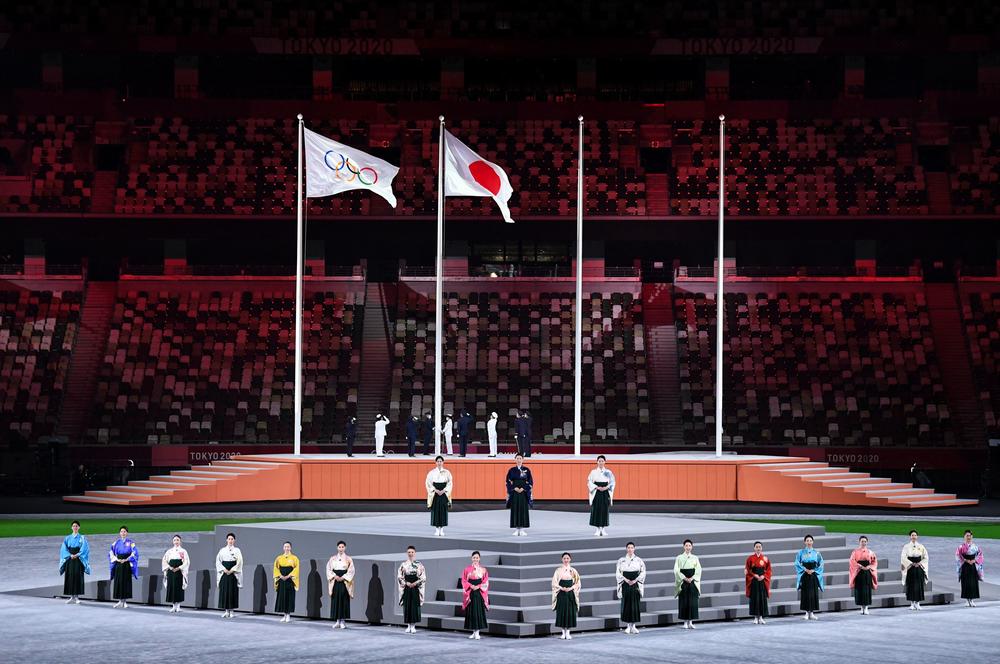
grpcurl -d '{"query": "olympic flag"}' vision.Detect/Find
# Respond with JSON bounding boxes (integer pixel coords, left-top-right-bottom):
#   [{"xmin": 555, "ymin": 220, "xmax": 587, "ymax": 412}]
[
  {"xmin": 442, "ymin": 129, "xmax": 515, "ymax": 223},
  {"xmin": 303, "ymin": 126, "xmax": 399, "ymax": 207}
]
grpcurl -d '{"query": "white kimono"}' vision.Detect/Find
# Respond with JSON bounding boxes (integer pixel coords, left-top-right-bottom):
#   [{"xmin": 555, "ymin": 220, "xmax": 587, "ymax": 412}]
[
  {"xmin": 901, "ymin": 541, "xmax": 929, "ymax": 585},
  {"xmin": 374, "ymin": 416, "xmax": 388, "ymax": 455},
  {"xmin": 487, "ymin": 416, "xmax": 498, "ymax": 455},
  {"xmin": 443, "ymin": 417, "xmax": 454, "ymax": 455},
  {"xmin": 587, "ymin": 467, "xmax": 616, "ymax": 504},
  {"xmin": 616, "ymin": 554, "xmax": 646, "ymax": 598},
  {"xmin": 425, "ymin": 467, "xmax": 454, "ymax": 507},
  {"xmin": 162, "ymin": 545, "xmax": 190, "ymax": 590},
  {"xmin": 397, "ymin": 559, "xmax": 427, "ymax": 606},
  {"xmin": 215, "ymin": 545, "xmax": 243, "ymax": 587}
]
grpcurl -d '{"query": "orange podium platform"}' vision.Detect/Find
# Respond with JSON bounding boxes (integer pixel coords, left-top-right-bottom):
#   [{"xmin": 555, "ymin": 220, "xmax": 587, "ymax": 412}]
[{"xmin": 63, "ymin": 453, "xmax": 978, "ymax": 509}]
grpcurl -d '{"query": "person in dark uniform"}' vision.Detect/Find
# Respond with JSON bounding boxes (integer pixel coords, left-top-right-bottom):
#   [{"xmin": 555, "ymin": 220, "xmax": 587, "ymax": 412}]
[
  {"xmin": 458, "ymin": 409, "xmax": 472, "ymax": 457},
  {"xmin": 406, "ymin": 415, "xmax": 420, "ymax": 457},
  {"xmin": 514, "ymin": 412, "xmax": 526, "ymax": 456},
  {"xmin": 521, "ymin": 410, "xmax": 533, "ymax": 457},
  {"xmin": 343, "ymin": 416, "xmax": 357, "ymax": 457},
  {"xmin": 422, "ymin": 413, "xmax": 434, "ymax": 455}
]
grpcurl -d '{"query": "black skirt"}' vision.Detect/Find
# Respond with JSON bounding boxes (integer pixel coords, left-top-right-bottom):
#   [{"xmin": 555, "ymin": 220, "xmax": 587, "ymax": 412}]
[
  {"xmin": 430, "ymin": 482, "xmax": 449, "ymax": 527},
  {"xmin": 275, "ymin": 565, "xmax": 295, "ymax": 614},
  {"xmin": 589, "ymin": 482, "xmax": 610, "ymax": 527},
  {"xmin": 960, "ymin": 561, "xmax": 980, "ymax": 600},
  {"xmin": 853, "ymin": 566, "xmax": 874, "ymax": 606},
  {"xmin": 509, "ymin": 487, "xmax": 530, "ymax": 528},
  {"xmin": 677, "ymin": 569, "xmax": 699, "ymax": 621},
  {"xmin": 620, "ymin": 570, "xmax": 641, "ymax": 623},
  {"xmin": 112, "ymin": 559, "xmax": 132, "ymax": 600},
  {"xmin": 330, "ymin": 570, "xmax": 351, "ymax": 620},
  {"xmin": 218, "ymin": 565, "xmax": 240, "ymax": 610},
  {"xmin": 905, "ymin": 564, "xmax": 926, "ymax": 602},
  {"xmin": 464, "ymin": 583, "xmax": 488, "ymax": 631},
  {"xmin": 165, "ymin": 558, "xmax": 185, "ymax": 603},
  {"xmin": 799, "ymin": 571, "xmax": 820, "ymax": 612},
  {"xmin": 748, "ymin": 566, "xmax": 768, "ymax": 617},
  {"xmin": 63, "ymin": 547, "xmax": 85, "ymax": 596},
  {"xmin": 401, "ymin": 572, "xmax": 421, "ymax": 624},
  {"xmin": 555, "ymin": 579, "xmax": 577, "ymax": 628}
]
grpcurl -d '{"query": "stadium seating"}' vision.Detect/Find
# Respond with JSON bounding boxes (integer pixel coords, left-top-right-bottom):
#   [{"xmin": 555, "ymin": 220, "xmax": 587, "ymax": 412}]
[
  {"xmin": 960, "ymin": 289, "xmax": 1000, "ymax": 439},
  {"xmin": 0, "ymin": 115, "xmax": 93, "ymax": 213}
]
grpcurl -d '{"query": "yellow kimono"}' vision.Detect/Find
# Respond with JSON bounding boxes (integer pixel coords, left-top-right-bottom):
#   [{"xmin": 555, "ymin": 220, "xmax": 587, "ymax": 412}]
[{"xmin": 273, "ymin": 553, "xmax": 300, "ymax": 591}]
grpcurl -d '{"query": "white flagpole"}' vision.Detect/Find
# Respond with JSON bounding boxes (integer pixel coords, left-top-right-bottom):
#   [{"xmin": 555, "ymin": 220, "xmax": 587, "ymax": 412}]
[
  {"xmin": 434, "ymin": 116, "xmax": 445, "ymax": 457},
  {"xmin": 294, "ymin": 114, "xmax": 305, "ymax": 456},
  {"xmin": 715, "ymin": 114, "xmax": 725, "ymax": 458},
  {"xmin": 574, "ymin": 116, "xmax": 584, "ymax": 457}
]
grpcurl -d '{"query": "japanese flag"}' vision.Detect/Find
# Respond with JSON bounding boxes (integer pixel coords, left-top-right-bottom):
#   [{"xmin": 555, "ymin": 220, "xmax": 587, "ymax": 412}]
[{"xmin": 443, "ymin": 129, "xmax": 515, "ymax": 223}]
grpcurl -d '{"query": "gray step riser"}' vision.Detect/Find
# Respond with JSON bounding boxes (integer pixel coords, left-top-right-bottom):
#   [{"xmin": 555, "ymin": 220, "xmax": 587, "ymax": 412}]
[{"xmin": 499, "ymin": 543, "xmax": 849, "ymax": 569}]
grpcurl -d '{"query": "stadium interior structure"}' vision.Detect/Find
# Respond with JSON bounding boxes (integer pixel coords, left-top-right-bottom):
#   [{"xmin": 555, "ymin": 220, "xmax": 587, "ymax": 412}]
[{"xmin": 1, "ymin": 0, "xmax": 1000, "ymax": 504}]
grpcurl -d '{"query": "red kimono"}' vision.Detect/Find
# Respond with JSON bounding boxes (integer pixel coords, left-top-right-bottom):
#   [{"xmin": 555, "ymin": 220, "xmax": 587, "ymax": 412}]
[{"xmin": 745, "ymin": 552, "xmax": 772, "ymax": 597}]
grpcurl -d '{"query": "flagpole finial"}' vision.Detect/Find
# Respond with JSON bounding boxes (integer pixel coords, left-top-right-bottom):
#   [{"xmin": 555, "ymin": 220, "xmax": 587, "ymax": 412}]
[
  {"xmin": 297, "ymin": 113, "xmax": 303, "ymax": 121},
  {"xmin": 578, "ymin": 115, "xmax": 584, "ymax": 122},
  {"xmin": 438, "ymin": 115, "xmax": 445, "ymax": 122},
  {"xmin": 719, "ymin": 114, "xmax": 725, "ymax": 122}
]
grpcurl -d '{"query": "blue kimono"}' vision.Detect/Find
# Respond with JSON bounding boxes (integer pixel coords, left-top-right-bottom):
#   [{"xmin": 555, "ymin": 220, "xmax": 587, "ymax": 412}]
[
  {"xmin": 109, "ymin": 538, "xmax": 140, "ymax": 579},
  {"xmin": 505, "ymin": 465, "xmax": 534, "ymax": 506},
  {"xmin": 60, "ymin": 533, "xmax": 91, "ymax": 575},
  {"xmin": 794, "ymin": 548, "xmax": 825, "ymax": 591}
]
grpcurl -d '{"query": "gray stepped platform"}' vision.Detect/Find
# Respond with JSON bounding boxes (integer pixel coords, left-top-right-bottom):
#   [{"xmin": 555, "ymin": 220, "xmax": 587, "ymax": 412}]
[{"xmin": 14, "ymin": 511, "xmax": 953, "ymax": 638}]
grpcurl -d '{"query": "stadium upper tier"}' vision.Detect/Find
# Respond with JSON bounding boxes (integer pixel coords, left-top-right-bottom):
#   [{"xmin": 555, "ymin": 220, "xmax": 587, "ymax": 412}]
[{"xmin": 1, "ymin": 115, "xmax": 998, "ymax": 217}]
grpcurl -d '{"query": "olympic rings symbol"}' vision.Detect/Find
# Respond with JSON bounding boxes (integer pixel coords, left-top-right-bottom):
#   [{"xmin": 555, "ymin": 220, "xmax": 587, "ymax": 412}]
[{"xmin": 323, "ymin": 150, "xmax": 379, "ymax": 186}]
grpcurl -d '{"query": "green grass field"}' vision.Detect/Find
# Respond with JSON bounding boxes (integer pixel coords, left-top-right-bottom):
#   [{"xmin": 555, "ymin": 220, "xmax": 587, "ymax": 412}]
[
  {"xmin": 0, "ymin": 518, "xmax": 318, "ymax": 538},
  {"xmin": 749, "ymin": 519, "xmax": 1000, "ymax": 539}
]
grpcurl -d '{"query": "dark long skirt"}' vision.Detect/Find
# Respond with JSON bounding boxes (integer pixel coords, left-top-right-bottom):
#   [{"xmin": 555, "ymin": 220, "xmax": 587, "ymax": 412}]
[
  {"xmin": 960, "ymin": 563, "xmax": 980, "ymax": 600},
  {"xmin": 905, "ymin": 565, "xmax": 926, "ymax": 602},
  {"xmin": 430, "ymin": 483, "xmax": 449, "ymax": 527},
  {"xmin": 401, "ymin": 572, "xmax": 421, "ymax": 623},
  {"xmin": 464, "ymin": 587, "xmax": 488, "ymax": 631},
  {"xmin": 63, "ymin": 549, "xmax": 85, "ymax": 596},
  {"xmin": 589, "ymin": 482, "xmax": 610, "ymax": 527},
  {"xmin": 330, "ymin": 573, "xmax": 351, "ymax": 620},
  {"xmin": 275, "ymin": 565, "xmax": 295, "ymax": 614},
  {"xmin": 799, "ymin": 572, "xmax": 820, "ymax": 612},
  {"xmin": 677, "ymin": 575, "xmax": 699, "ymax": 621},
  {"xmin": 853, "ymin": 568, "xmax": 874, "ymax": 606},
  {"xmin": 165, "ymin": 558, "xmax": 185, "ymax": 603},
  {"xmin": 509, "ymin": 491, "xmax": 530, "ymax": 528},
  {"xmin": 620, "ymin": 570, "xmax": 641, "ymax": 623},
  {"xmin": 218, "ymin": 573, "xmax": 240, "ymax": 610},
  {"xmin": 748, "ymin": 575, "xmax": 769, "ymax": 618},
  {"xmin": 111, "ymin": 560, "xmax": 132, "ymax": 600},
  {"xmin": 555, "ymin": 579, "xmax": 577, "ymax": 628}
]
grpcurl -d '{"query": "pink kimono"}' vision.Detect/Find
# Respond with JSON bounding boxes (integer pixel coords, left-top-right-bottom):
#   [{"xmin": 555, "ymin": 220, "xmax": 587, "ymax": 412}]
[
  {"xmin": 849, "ymin": 546, "xmax": 879, "ymax": 589},
  {"xmin": 461, "ymin": 564, "xmax": 490, "ymax": 610}
]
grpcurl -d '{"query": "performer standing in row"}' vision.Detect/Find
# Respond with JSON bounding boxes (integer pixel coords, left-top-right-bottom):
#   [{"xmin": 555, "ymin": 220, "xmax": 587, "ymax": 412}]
[
  {"xmin": 273, "ymin": 541, "xmax": 299, "ymax": 623},
  {"xmin": 397, "ymin": 545, "xmax": 426, "ymax": 634},
  {"xmin": 216, "ymin": 533, "xmax": 243, "ymax": 618},
  {"xmin": 458, "ymin": 409, "xmax": 472, "ymax": 456},
  {"xmin": 374, "ymin": 413, "xmax": 389, "ymax": 457},
  {"xmin": 745, "ymin": 541, "xmax": 771, "ymax": 624},
  {"xmin": 616, "ymin": 542, "xmax": 645, "ymax": 634},
  {"xmin": 426, "ymin": 455, "xmax": 453, "ymax": 536},
  {"xmin": 506, "ymin": 454, "xmax": 533, "ymax": 536},
  {"xmin": 849, "ymin": 536, "xmax": 878, "ymax": 614},
  {"xmin": 443, "ymin": 413, "xmax": 454, "ymax": 455},
  {"xmin": 901, "ymin": 529, "xmax": 928, "ymax": 610},
  {"xmin": 162, "ymin": 534, "xmax": 189, "ymax": 613},
  {"xmin": 422, "ymin": 412, "xmax": 434, "ymax": 455},
  {"xmin": 327, "ymin": 540, "xmax": 355, "ymax": 628},
  {"xmin": 109, "ymin": 526, "xmax": 138, "ymax": 608},
  {"xmin": 59, "ymin": 520, "xmax": 90, "ymax": 604},
  {"xmin": 406, "ymin": 415, "xmax": 420, "ymax": 457},
  {"xmin": 552, "ymin": 553, "xmax": 582, "ymax": 640},
  {"xmin": 795, "ymin": 534, "xmax": 824, "ymax": 620},
  {"xmin": 957, "ymin": 529, "xmax": 983, "ymax": 607},
  {"xmin": 461, "ymin": 551, "xmax": 489, "ymax": 639},
  {"xmin": 516, "ymin": 411, "xmax": 533, "ymax": 457},
  {"xmin": 674, "ymin": 539, "xmax": 701, "ymax": 629},
  {"xmin": 587, "ymin": 455, "xmax": 615, "ymax": 536},
  {"xmin": 344, "ymin": 416, "xmax": 357, "ymax": 457},
  {"xmin": 487, "ymin": 412, "xmax": 499, "ymax": 457}
]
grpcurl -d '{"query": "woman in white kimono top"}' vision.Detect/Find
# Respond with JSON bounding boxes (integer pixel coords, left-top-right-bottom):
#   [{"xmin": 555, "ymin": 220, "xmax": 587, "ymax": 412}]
[
  {"xmin": 616, "ymin": 542, "xmax": 646, "ymax": 634},
  {"xmin": 426, "ymin": 456, "xmax": 454, "ymax": 536},
  {"xmin": 215, "ymin": 533, "xmax": 243, "ymax": 618},
  {"xmin": 587, "ymin": 455, "xmax": 616, "ymax": 536}
]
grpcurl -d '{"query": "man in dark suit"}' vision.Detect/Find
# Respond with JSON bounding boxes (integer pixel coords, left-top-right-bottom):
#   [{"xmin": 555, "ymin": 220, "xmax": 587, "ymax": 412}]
[
  {"xmin": 521, "ymin": 410, "xmax": 533, "ymax": 457},
  {"xmin": 343, "ymin": 416, "xmax": 357, "ymax": 457},
  {"xmin": 421, "ymin": 412, "xmax": 434, "ymax": 455},
  {"xmin": 458, "ymin": 409, "xmax": 472, "ymax": 457},
  {"xmin": 406, "ymin": 415, "xmax": 420, "ymax": 457}
]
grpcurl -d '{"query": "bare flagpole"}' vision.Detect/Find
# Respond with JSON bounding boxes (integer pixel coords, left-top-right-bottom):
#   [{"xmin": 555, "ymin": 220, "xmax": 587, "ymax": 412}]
[
  {"xmin": 294, "ymin": 114, "xmax": 305, "ymax": 456},
  {"xmin": 715, "ymin": 114, "xmax": 725, "ymax": 458},
  {"xmin": 574, "ymin": 115, "xmax": 584, "ymax": 456},
  {"xmin": 434, "ymin": 116, "xmax": 445, "ymax": 456}
]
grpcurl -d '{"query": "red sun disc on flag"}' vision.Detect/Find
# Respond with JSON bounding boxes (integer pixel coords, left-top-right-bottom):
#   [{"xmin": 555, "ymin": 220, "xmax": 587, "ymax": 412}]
[{"xmin": 468, "ymin": 161, "xmax": 502, "ymax": 196}]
